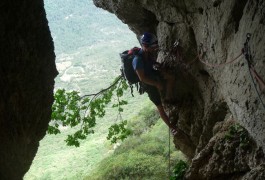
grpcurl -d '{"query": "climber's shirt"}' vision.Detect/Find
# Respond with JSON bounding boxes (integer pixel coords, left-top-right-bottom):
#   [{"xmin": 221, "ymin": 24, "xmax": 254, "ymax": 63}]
[
  {"xmin": 132, "ymin": 49, "xmax": 157, "ymax": 79},
  {"xmin": 132, "ymin": 49, "xmax": 162, "ymax": 106}
]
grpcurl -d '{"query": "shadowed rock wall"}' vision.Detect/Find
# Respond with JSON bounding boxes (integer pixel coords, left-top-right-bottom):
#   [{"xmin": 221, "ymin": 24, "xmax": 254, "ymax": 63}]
[
  {"xmin": 0, "ymin": 0, "xmax": 57, "ymax": 179},
  {"xmin": 93, "ymin": 0, "xmax": 265, "ymax": 178}
]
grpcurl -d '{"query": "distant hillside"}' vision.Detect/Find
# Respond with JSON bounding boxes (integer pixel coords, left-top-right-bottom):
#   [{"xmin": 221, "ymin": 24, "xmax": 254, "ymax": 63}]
[
  {"xmin": 45, "ymin": 0, "xmax": 139, "ymax": 92},
  {"xmin": 45, "ymin": 0, "xmax": 135, "ymax": 54},
  {"xmin": 24, "ymin": 0, "xmax": 149, "ymax": 179}
]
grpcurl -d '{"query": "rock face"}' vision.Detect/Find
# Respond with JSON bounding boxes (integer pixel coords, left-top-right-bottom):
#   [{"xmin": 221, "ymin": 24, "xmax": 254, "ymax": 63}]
[
  {"xmin": 0, "ymin": 0, "xmax": 264, "ymax": 179},
  {"xmin": 93, "ymin": 0, "xmax": 265, "ymax": 178},
  {"xmin": 0, "ymin": 0, "xmax": 57, "ymax": 179}
]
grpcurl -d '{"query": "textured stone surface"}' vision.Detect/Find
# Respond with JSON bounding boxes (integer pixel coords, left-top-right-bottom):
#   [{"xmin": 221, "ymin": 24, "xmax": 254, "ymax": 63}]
[
  {"xmin": 186, "ymin": 118, "xmax": 265, "ymax": 179},
  {"xmin": 0, "ymin": 0, "xmax": 57, "ymax": 179},
  {"xmin": 93, "ymin": 0, "xmax": 265, "ymax": 178}
]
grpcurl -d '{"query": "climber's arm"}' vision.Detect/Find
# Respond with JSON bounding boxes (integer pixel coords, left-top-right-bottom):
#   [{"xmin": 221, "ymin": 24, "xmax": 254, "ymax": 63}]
[{"xmin": 135, "ymin": 69, "xmax": 163, "ymax": 91}]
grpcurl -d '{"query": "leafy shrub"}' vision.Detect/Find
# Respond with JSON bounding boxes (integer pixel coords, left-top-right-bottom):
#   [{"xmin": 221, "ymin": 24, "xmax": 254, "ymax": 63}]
[
  {"xmin": 225, "ymin": 123, "xmax": 250, "ymax": 147},
  {"xmin": 139, "ymin": 106, "xmax": 160, "ymax": 127},
  {"xmin": 114, "ymin": 136, "xmax": 167, "ymax": 157},
  {"xmin": 86, "ymin": 152, "xmax": 168, "ymax": 180},
  {"xmin": 127, "ymin": 105, "xmax": 159, "ymax": 136},
  {"xmin": 170, "ymin": 160, "xmax": 188, "ymax": 180},
  {"xmin": 86, "ymin": 110, "xmax": 187, "ymax": 180}
]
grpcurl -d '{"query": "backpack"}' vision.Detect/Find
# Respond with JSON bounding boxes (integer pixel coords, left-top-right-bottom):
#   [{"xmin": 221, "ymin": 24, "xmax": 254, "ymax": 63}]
[{"xmin": 120, "ymin": 47, "xmax": 144, "ymax": 96}]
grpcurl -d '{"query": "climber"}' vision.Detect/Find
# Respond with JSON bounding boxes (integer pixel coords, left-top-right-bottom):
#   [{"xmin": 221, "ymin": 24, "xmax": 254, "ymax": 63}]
[{"xmin": 132, "ymin": 32, "xmax": 177, "ymax": 135}]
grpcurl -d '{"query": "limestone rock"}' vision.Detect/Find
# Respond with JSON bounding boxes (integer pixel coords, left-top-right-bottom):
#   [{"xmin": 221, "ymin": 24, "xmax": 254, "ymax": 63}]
[
  {"xmin": 186, "ymin": 118, "xmax": 265, "ymax": 179},
  {"xmin": 94, "ymin": 0, "xmax": 265, "ymax": 178},
  {"xmin": 1, "ymin": 0, "xmax": 265, "ymax": 179}
]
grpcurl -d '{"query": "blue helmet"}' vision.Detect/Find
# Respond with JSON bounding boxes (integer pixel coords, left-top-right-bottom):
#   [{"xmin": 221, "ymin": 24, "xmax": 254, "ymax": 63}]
[{"xmin": 140, "ymin": 32, "xmax": 158, "ymax": 45}]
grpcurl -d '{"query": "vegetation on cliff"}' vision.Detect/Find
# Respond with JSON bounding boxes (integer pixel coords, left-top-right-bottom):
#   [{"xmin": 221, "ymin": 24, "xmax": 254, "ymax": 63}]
[{"xmin": 86, "ymin": 105, "xmax": 186, "ymax": 180}]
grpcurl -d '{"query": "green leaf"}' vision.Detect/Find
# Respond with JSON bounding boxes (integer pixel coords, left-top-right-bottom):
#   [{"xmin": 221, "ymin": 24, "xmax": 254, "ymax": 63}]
[
  {"xmin": 49, "ymin": 76, "xmax": 131, "ymax": 147},
  {"xmin": 107, "ymin": 121, "xmax": 131, "ymax": 144}
]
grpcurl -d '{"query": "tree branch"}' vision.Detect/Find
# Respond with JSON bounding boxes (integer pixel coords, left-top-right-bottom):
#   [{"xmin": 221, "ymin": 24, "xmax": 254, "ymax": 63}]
[{"xmin": 81, "ymin": 75, "xmax": 122, "ymax": 99}]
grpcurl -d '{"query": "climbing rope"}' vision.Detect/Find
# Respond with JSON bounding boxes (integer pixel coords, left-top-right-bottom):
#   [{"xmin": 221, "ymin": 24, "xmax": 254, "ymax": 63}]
[
  {"xmin": 166, "ymin": 39, "xmax": 243, "ymax": 68},
  {"xmin": 197, "ymin": 44, "xmax": 243, "ymax": 68},
  {"xmin": 193, "ymin": 33, "xmax": 265, "ymax": 109},
  {"xmin": 189, "ymin": 33, "xmax": 265, "ymax": 110},
  {"xmin": 250, "ymin": 66, "xmax": 265, "ymax": 92},
  {"xmin": 168, "ymin": 127, "xmax": 171, "ymax": 179},
  {"xmin": 159, "ymin": 33, "xmax": 264, "ymax": 178},
  {"xmin": 184, "ymin": 41, "xmax": 243, "ymax": 67},
  {"xmin": 246, "ymin": 65, "xmax": 265, "ymax": 110},
  {"xmin": 243, "ymin": 33, "xmax": 265, "ymax": 110}
]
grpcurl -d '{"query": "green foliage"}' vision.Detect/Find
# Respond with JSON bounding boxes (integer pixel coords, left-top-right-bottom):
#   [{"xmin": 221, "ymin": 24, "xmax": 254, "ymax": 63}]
[
  {"xmin": 87, "ymin": 151, "xmax": 168, "ymax": 180},
  {"xmin": 49, "ymin": 76, "xmax": 131, "ymax": 147},
  {"xmin": 86, "ymin": 110, "xmax": 187, "ymax": 180},
  {"xmin": 107, "ymin": 121, "xmax": 132, "ymax": 144},
  {"xmin": 224, "ymin": 123, "xmax": 250, "ymax": 147},
  {"xmin": 170, "ymin": 160, "xmax": 188, "ymax": 180},
  {"xmin": 24, "ymin": 0, "xmax": 144, "ymax": 179},
  {"xmin": 127, "ymin": 105, "xmax": 159, "ymax": 136}
]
